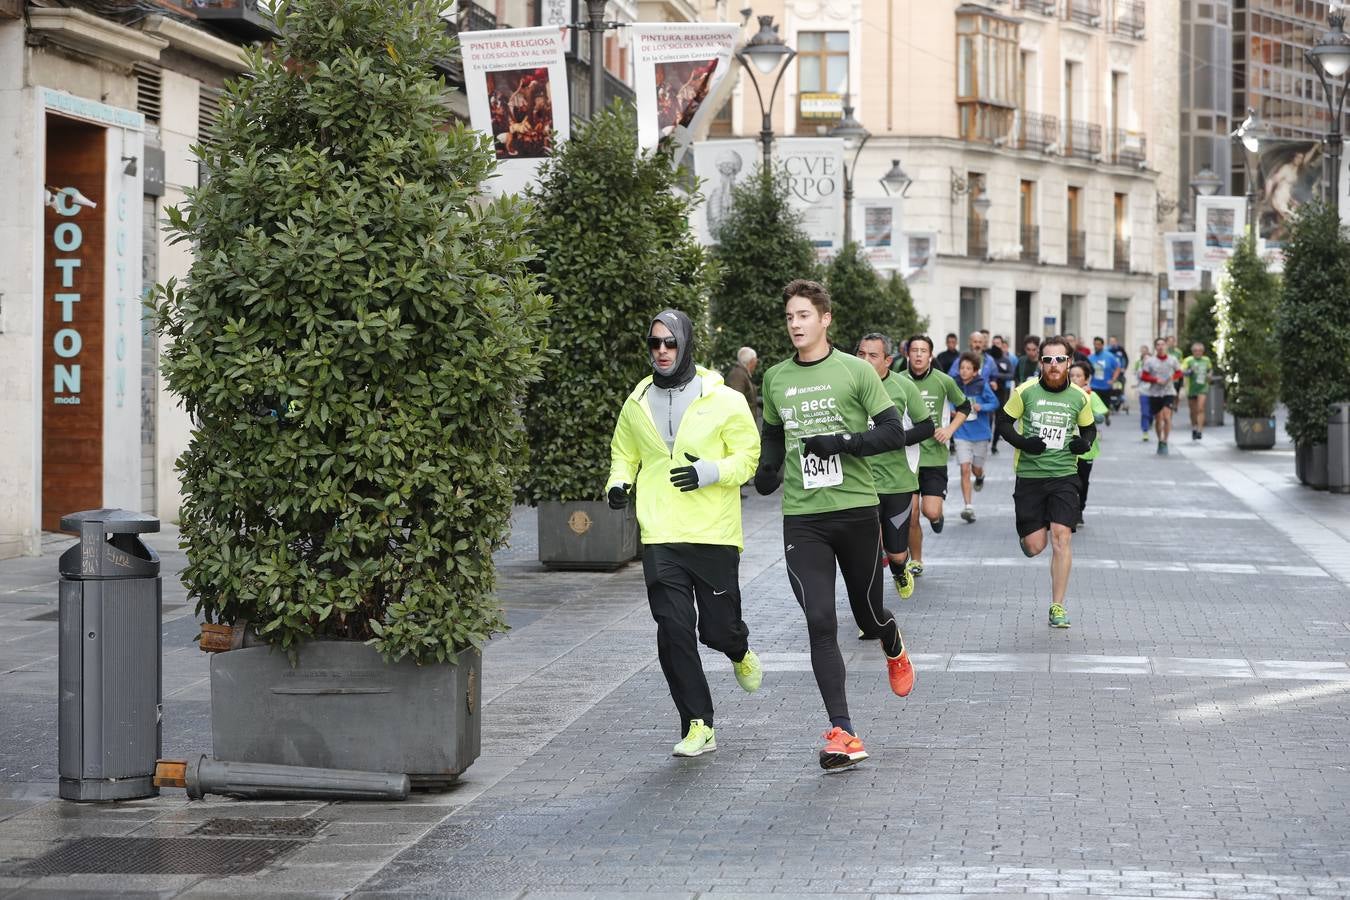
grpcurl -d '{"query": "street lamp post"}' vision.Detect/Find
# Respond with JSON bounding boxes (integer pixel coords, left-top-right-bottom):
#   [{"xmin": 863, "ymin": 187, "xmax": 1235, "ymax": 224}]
[
  {"xmin": 584, "ymin": 0, "xmax": 607, "ymax": 118},
  {"xmin": 880, "ymin": 159, "xmax": 912, "ymax": 197},
  {"xmin": 1305, "ymin": 8, "xmax": 1350, "ymax": 211},
  {"xmin": 829, "ymin": 95, "xmax": 870, "ymax": 247},
  {"xmin": 735, "ymin": 14, "xmax": 796, "ymax": 169}
]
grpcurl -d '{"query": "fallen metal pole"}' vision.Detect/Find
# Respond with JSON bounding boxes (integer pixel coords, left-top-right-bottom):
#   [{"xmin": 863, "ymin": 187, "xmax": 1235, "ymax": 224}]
[{"xmin": 155, "ymin": 755, "xmax": 410, "ymax": 801}]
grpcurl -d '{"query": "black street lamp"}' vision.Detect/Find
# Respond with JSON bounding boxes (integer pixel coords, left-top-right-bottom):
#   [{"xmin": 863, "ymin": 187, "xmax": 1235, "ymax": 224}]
[
  {"xmin": 1305, "ymin": 8, "xmax": 1350, "ymax": 211},
  {"xmin": 735, "ymin": 14, "xmax": 795, "ymax": 169},
  {"xmin": 1231, "ymin": 107, "xmax": 1271, "ymax": 232},
  {"xmin": 880, "ymin": 159, "xmax": 912, "ymax": 197},
  {"xmin": 829, "ymin": 95, "xmax": 870, "ymax": 246}
]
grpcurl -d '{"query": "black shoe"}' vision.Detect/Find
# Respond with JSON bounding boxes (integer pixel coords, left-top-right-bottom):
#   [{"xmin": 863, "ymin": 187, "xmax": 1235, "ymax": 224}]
[
  {"xmin": 974, "ymin": 474, "xmax": 985, "ymax": 491},
  {"xmin": 931, "ymin": 515, "xmax": 944, "ymax": 534},
  {"xmin": 990, "ymin": 445, "xmax": 999, "ymax": 455}
]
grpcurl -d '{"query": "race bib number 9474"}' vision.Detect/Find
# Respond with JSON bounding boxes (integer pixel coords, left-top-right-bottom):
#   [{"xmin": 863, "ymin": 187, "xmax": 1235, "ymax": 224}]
[
  {"xmin": 1037, "ymin": 425, "xmax": 1067, "ymax": 450},
  {"xmin": 800, "ymin": 452, "xmax": 843, "ymax": 489}
]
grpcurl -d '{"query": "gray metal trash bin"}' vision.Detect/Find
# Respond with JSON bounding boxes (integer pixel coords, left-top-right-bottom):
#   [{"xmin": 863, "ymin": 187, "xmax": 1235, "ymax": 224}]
[
  {"xmin": 1206, "ymin": 376, "xmax": 1225, "ymax": 427},
  {"xmin": 1329, "ymin": 402, "xmax": 1350, "ymax": 494},
  {"xmin": 58, "ymin": 509, "xmax": 162, "ymax": 801}
]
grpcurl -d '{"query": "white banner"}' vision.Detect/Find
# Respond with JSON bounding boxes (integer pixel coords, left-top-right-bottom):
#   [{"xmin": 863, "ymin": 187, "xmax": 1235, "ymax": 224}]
[
  {"xmin": 774, "ymin": 137, "xmax": 844, "ymax": 259},
  {"xmin": 631, "ymin": 24, "xmax": 740, "ymax": 155},
  {"xmin": 1195, "ymin": 195, "xmax": 1246, "ymax": 270},
  {"xmin": 855, "ymin": 198, "xmax": 902, "ymax": 266},
  {"xmin": 691, "ymin": 138, "xmax": 758, "ymax": 245},
  {"xmin": 903, "ymin": 231, "xmax": 937, "ymax": 281},
  {"xmin": 1163, "ymin": 232, "xmax": 1201, "ymax": 291},
  {"xmin": 459, "ymin": 27, "xmax": 570, "ymax": 196}
]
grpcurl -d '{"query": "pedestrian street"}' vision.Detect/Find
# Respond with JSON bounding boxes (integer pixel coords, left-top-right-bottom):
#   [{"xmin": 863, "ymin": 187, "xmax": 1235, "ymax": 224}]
[{"xmin": 1, "ymin": 420, "xmax": 1348, "ymax": 898}]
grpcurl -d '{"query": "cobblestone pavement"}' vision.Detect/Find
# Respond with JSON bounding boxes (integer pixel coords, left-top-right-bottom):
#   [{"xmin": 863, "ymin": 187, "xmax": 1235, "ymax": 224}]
[{"xmin": 1, "ymin": 409, "xmax": 1348, "ymax": 899}]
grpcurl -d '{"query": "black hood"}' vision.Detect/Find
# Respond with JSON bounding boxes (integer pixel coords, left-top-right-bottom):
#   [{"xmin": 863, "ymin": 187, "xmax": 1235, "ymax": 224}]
[{"xmin": 649, "ymin": 309, "xmax": 696, "ymax": 389}]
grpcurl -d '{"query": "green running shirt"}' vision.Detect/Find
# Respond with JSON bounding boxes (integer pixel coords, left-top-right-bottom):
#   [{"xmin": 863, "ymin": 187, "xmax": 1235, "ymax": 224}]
[
  {"xmin": 762, "ymin": 348, "xmax": 895, "ymax": 515},
  {"xmin": 902, "ymin": 367, "xmax": 967, "ymax": 468},
  {"xmin": 1003, "ymin": 378, "xmax": 1095, "ymax": 478},
  {"xmin": 1078, "ymin": 390, "xmax": 1109, "ymax": 462},
  {"xmin": 1180, "ymin": 355, "xmax": 1213, "ymax": 396},
  {"xmin": 867, "ymin": 371, "xmax": 925, "ymax": 494}
]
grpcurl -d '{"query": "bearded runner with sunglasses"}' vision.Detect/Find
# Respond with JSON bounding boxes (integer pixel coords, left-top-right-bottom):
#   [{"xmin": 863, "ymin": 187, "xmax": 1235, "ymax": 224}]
[
  {"xmin": 754, "ymin": 280, "xmax": 929, "ymax": 770},
  {"xmin": 607, "ymin": 310, "xmax": 763, "ymax": 759},
  {"xmin": 994, "ymin": 336, "xmax": 1098, "ymax": 629}
]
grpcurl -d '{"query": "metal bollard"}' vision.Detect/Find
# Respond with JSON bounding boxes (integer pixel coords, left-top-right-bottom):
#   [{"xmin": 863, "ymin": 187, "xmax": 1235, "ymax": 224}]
[
  {"xmin": 1329, "ymin": 402, "xmax": 1350, "ymax": 494},
  {"xmin": 156, "ymin": 756, "xmax": 410, "ymax": 801}
]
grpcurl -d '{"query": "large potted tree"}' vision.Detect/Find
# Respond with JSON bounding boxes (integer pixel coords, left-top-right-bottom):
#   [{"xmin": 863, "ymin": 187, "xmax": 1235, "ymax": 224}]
[
  {"xmin": 153, "ymin": 0, "xmax": 548, "ymax": 784},
  {"xmin": 518, "ymin": 104, "xmax": 713, "ymax": 569},
  {"xmin": 1215, "ymin": 233, "xmax": 1281, "ymax": 449},
  {"xmin": 1277, "ymin": 200, "xmax": 1350, "ymax": 486},
  {"xmin": 824, "ymin": 242, "xmax": 928, "ymax": 352},
  {"xmin": 1182, "ymin": 289, "xmax": 1223, "ymax": 426}
]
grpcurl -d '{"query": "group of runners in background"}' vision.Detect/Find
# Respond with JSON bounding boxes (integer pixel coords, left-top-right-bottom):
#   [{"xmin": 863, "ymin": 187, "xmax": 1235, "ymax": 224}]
[{"xmin": 606, "ymin": 281, "xmax": 1212, "ymax": 771}]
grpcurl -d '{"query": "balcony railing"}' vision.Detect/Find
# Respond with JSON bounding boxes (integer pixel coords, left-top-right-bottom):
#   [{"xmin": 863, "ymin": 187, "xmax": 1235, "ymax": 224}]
[
  {"xmin": 1013, "ymin": 0, "xmax": 1056, "ymax": 14},
  {"xmin": 457, "ymin": 0, "xmax": 498, "ymax": 31},
  {"xmin": 1068, "ymin": 230, "xmax": 1087, "ymax": 267},
  {"xmin": 1110, "ymin": 128, "xmax": 1147, "ymax": 166},
  {"xmin": 1020, "ymin": 225, "xmax": 1040, "ymax": 262},
  {"xmin": 1114, "ymin": 237, "xmax": 1131, "ymax": 272},
  {"xmin": 968, "ymin": 218, "xmax": 989, "ymax": 259},
  {"xmin": 1113, "ymin": 0, "xmax": 1145, "ymax": 37},
  {"xmin": 1064, "ymin": 120, "xmax": 1102, "ymax": 160},
  {"xmin": 179, "ymin": 0, "xmax": 278, "ymax": 39},
  {"xmin": 1018, "ymin": 112, "xmax": 1059, "ymax": 152},
  {"xmin": 1065, "ymin": 0, "xmax": 1101, "ymax": 26}
]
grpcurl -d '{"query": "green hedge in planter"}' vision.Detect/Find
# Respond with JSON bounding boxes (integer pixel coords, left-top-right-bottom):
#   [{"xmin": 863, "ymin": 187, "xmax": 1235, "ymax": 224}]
[
  {"xmin": 708, "ymin": 169, "xmax": 818, "ymax": 371},
  {"xmin": 1277, "ymin": 200, "xmax": 1350, "ymax": 446},
  {"xmin": 1182, "ymin": 289, "xmax": 1218, "ymax": 362},
  {"xmin": 152, "ymin": 0, "xmax": 548, "ymax": 662},
  {"xmin": 517, "ymin": 104, "xmax": 713, "ymax": 505},
  {"xmin": 1215, "ymin": 233, "xmax": 1280, "ymax": 419},
  {"xmin": 824, "ymin": 243, "xmax": 928, "ymax": 353}
]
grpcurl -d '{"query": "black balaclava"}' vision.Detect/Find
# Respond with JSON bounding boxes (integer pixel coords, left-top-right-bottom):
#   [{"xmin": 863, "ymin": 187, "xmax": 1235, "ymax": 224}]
[{"xmin": 650, "ymin": 309, "xmax": 696, "ymax": 389}]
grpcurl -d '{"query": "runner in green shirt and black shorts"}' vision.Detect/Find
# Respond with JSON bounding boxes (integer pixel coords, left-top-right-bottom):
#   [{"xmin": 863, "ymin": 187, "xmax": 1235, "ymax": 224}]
[
  {"xmin": 1180, "ymin": 343, "xmax": 1213, "ymax": 441},
  {"xmin": 755, "ymin": 280, "xmax": 929, "ymax": 770},
  {"xmin": 994, "ymin": 336, "xmax": 1098, "ymax": 629},
  {"xmin": 901, "ymin": 335, "xmax": 971, "ymax": 577},
  {"xmin": 856, "ymin": 333, "xmax": 935, "ymax": 601}
]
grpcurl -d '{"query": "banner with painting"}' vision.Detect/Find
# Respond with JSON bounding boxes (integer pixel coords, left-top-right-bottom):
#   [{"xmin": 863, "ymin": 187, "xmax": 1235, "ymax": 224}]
[
  {"xmin": 459, "ymin": 26, "xmax": 570, "ymax": 196},
  {"xmin": 1195, "ymin": 195, "xmax": 1246, "ymax": 270},
  {"xmin": 631, "ymin": 24, "xmax": 740, "ymax": 157},
  {"xmin": 1252, "ymin": 139, "xmax": 1321, "ymax": 268},
  {"xmin": 1164, "ymin": 232, "xmax": 1201, "ymax": 291},
  {"xmin": 774, "ymin": 137, "xmax": 845, "ymax": 259},
  {"xmin": 690, "ymin": 138, "xmax": 758, "ymax": 245},
  {"xmin": 854, "ymin": 199, "xmax": 903, "ymax": 266}
]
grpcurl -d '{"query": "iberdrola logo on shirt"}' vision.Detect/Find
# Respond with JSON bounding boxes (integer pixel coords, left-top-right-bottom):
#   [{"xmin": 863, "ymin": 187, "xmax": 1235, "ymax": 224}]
[{"xmin": 784, "ymin": 384, "xmax": 831, "ymax": 397}]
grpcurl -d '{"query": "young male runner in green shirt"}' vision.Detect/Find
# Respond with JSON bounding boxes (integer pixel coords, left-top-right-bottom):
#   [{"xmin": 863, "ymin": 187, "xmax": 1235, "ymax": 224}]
[
  {"xmin": 902, "ymin": 335, "xmax": 971, "ymax": 577},
  {"xmin": 995, "ymin": 336, "xmax": 1098, "ymax": 628},
  {"xmin": 1069, "ymin": 360, "xmax": 1109, "ymax": 528},
  {"xmin": 1179, "ymin": 342, "xmax": 1213, "ymax": 441},
  {"xmin": 754, "ymin": 280, "xmax": 929, "ymax": 770},
  {"xmin": 856, "ymin": 333, "xmax": 935, "ymax": 600}
]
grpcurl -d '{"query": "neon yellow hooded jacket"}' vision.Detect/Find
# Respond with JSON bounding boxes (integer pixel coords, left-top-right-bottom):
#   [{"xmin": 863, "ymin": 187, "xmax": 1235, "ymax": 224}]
[{"xmin": 606, "ymin": 367, "xmax": 760, "ymax": 550}]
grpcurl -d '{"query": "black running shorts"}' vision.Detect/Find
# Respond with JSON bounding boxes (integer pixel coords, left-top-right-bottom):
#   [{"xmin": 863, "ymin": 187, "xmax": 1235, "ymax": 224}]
[
  {"xmin": 918, "ymin": 465, "xmax": 948, "ymax": 498},
  {"xmin": 877, "ymin": 490, "xmax": 916, "ymax": 555},
  {"xmin": 1013, "ymin": 475, "xmax": 1081, "ymax": 537},
  {"xmin": 1147, "ymin": 395, "xmax": 1175, "ymax": 417}
]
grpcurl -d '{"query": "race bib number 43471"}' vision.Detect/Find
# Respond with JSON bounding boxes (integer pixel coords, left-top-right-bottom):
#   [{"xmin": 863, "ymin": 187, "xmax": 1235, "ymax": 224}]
[{"xmin": 800, "ymin": 452, "xmax": 843, "ymax": 489}]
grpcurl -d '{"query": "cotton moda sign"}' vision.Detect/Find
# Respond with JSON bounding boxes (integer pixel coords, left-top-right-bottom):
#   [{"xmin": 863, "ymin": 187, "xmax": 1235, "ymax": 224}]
[
  {"xmin": 1195, "ymin": 195, "xmax": 1246, "ymax": 271},
  {"xmin": 459, "ymin": 26, "xmax": 571, "ymax": 197},
  {"xmin": 631, "ymin": 23, "xmax": 739, "ymax": 155},
  {"xmin": 1164, "ymin": 232, "xmax": 1201, "ymax": 291},
  {"xmin": 774, "ymin": 137, "xmax": 844, "ymax": 258}
]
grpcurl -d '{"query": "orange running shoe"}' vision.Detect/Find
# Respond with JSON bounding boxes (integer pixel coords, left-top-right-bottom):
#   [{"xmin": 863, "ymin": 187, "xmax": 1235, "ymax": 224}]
[
  {"xmin": 887, "ymin": 648, "xmax": 915, "ymax": 697},
  {"xmin": 819, "ymin": 727, "xmax": 869, "ymax": 770}
]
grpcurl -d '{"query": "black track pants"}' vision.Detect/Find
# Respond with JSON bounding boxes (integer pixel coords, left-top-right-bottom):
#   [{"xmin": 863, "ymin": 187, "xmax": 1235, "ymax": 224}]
[
  {"xmin": 783, "ymin": 506, "xmax": 902, "ymax": 722},
  {"xmin": 643, "ymin": 543, "xmax": 750, "ymax": 736}
]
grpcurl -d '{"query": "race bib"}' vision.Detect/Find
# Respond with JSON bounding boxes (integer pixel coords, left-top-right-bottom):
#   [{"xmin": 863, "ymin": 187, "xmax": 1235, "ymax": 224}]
[
  {"xmin": 800, "ymin": 452, "xmax": 843, "ymax": 489},
  {"xmin": 1038, "ymin": 425, "xmax": 1067, "ymax": 450}
]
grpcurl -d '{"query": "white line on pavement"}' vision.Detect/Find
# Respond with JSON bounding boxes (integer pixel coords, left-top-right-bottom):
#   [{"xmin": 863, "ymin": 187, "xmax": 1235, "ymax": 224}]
[{"xmin": 918, "ymin": 556, "xmax": 1331, "ymax": 578}]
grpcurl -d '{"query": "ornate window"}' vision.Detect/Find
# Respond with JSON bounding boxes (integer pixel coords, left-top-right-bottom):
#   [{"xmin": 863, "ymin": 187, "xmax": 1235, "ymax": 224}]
[{"xmin": 956, "ymin": 7, "xmax": 1020, "ymax": 143}]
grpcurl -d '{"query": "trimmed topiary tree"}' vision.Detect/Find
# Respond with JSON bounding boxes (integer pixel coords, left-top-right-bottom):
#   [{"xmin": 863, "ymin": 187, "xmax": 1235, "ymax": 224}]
[
  {"xmin": 824, "ymin": 242, "xmax": 928, "ymax": 353},
  {"xmin": 153, "ymin": 0, "xmax": 548, "ymax": 663},
  {"xmin": 1215, "ymin": 233, "xmax": 1280, "ymax": 420},
  {"xmin": 1182, "ymin": 289, "xmax": 1219, "ymax": 365},
  {"xmin": 1277, "ymin": 200, "xmax": 1350, "ymax": 447},
  {"xmin": 708, "ymin": 168, "xmax": 818, "ymax": 371},
  {"xmin": 517, "ymin": 103, "xmax": 713, "ymax": 506}
]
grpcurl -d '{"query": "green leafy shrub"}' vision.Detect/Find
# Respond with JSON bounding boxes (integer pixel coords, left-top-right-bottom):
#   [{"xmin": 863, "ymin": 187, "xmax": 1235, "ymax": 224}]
[
  {"xmin": 1215, "ymin": 233, "xmax": 1281, "ymax": 419},
  {"xmin": 152, "ymin": 0, "xmax": 548, "ymax": 662},
  {"xmin": 708, "ymin": 169, "xmax": 818, "ymax": 371},
  {"xmin": 1181, "ymin": 289, "xmax": 1218, "ymax": 364},
  {"xmin": 517, "ymin": 103, "xmax": 712, "ymax": 505},
  {"xmin": 824, "ymin": 243, "xmax": 928, "ymax": 353},
  {"xmin": 1277, "ymin": 200, "xmax": 1350, "ymax": 445}
]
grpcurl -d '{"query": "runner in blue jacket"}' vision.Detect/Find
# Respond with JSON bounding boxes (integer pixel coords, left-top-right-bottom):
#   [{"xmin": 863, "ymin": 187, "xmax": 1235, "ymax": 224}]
[{"xmin": 952, "ymin": 352, "xmax": 998, "ymax": 522}]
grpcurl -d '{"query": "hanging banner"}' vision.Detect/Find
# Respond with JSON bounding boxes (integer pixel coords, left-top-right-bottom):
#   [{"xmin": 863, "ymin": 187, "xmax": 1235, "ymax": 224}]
[
  {"xmin": 1163, "ymin": 232, "xmax": 1201, "ymax": 291},
  {"xmin": 1195, "ymin": 195, "xmax": 1246, "ymax": 270},
  {"xmin": 459, "ymin": 26, "xmax": 570, "ymax": 196},
  {"xmin": 903, "ymin": 232, "xmax": 936, "ymax": 281},
  {"xmin": 854, "ymin": 198, "xmax": 902, "ymax": 266},
  {"xmin": 774, "ymin": 136, "xmax": 844, "ymax": 259},
  {"xmin": 631, "ymin": 23, "xmax": 740, "ymax": 155},
  {"xmin": 691, "ymin": 138, "xmax": 758, "ymax": 245},
  {"xmin": 1253, "ymin": 139, "xmax": 1321, "ymax": 267}
]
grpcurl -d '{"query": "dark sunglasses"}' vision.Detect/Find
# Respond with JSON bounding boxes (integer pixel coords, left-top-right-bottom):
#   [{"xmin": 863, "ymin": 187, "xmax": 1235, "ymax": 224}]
[
  {"xmin": 1040, "ymin": 354, "xmax": 1071, "ymax": 364},
  {"xmin": 647, "ymin": 336, "xmax": 679, "ymax": 350}
]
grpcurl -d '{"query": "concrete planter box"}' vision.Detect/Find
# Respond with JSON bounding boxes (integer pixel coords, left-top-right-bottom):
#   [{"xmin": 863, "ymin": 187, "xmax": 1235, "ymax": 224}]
[
  {"xmin": 210, "ymin": 641, "xmax": 480, "ymax": 789},
  {"xmin": 1296, "ymin": 441, "xmax": 1329, "ymax": 489},
  {"xmin": 537, "ymin": 500, "xmax": 637, "ymax": 570},
  {"xmin": 1234, "ymin": 415, "xmax": 1277, "ymax": 450}
]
